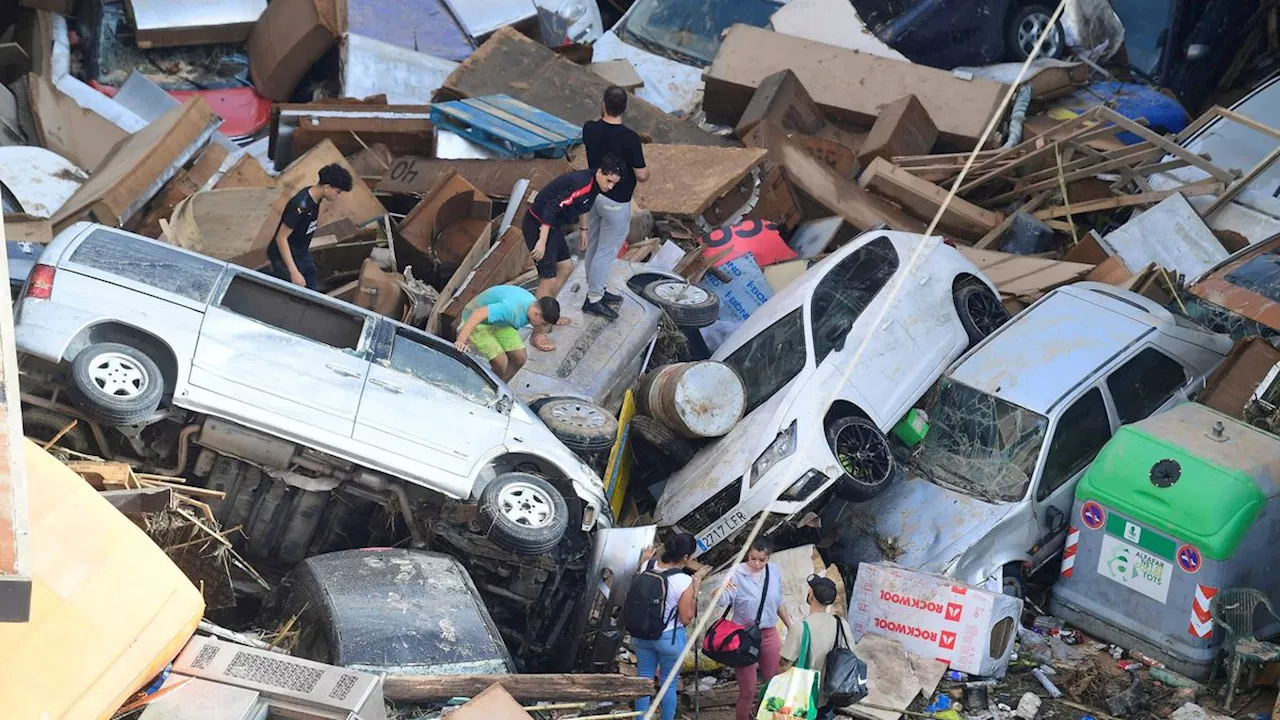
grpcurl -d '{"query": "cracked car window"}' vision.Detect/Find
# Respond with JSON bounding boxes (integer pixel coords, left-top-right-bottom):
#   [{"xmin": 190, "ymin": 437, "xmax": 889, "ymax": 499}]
[
  {"xmin": 1038, "ymin": 388, "xmax": 1112, "ymax": 500},
  {"xmin": 722, "ymin": 308, "xmax": 807, "ymax": 415},
  {"xmin": 1224, "ymin": 245, "xmax": 1280, "ymax": 303},
  {"xmin": 68, "ymin": 229, "xmax": 223, "ymax": 303},
  {"xmin": 916, "ymin": 379, "xmax": 1048, "ymax": 503},
  {"xmin": 1106, "ymin": 347, "xmax": 1187, "ymax": 425},
  {"xmin": 390, "ymin": 330, "xmax": 498, "ymax": 407},
  {"xmin": 811, "ymin": 237, "xmax": 899, "ymax": 364}
]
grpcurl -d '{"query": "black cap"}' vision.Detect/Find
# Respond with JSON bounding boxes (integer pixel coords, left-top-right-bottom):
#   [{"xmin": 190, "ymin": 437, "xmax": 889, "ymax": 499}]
[{"xmin": 807, "ymin": 574, "xmax": 838, "ymax": 605}]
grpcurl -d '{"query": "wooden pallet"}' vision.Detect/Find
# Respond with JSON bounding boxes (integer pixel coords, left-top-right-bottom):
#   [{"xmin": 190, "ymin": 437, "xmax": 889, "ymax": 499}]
[{"xmin": 430, "ymin": 94, "xmax": 582, "ymax": 159}]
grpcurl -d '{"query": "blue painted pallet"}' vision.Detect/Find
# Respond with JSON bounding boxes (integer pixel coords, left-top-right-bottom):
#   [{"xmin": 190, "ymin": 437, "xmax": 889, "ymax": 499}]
[{"xmin": 430, "ymin": 94, "xmax": 583, "ymax": 159}]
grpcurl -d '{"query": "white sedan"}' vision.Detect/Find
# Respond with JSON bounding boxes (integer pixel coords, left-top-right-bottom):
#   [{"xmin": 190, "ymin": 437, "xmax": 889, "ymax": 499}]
[{"xmin": 653, "ymin": 231, "xmax": 1008, "ymax": 558}]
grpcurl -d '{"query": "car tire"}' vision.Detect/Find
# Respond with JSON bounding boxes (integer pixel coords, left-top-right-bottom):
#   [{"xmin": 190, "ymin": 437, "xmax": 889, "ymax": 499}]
[
  {"xmin": 629, "ymin": 415, "xmax": 697, "ymax": 468},
  {"xmin": 480, "ymin": 472, "xmax": 570, "ymax": 555},
  {"xmin": 537, "ymin": 398, "xmax": 619, "ymax": 453},
  {"xmin": 642, "ymin": 279, "xmax": 720, "ymax": 329},
  {"xmin": 1001, "ymin": 562, "xmax": 1026, "ymax": 599},
  {"xmin": 953, "ymin": 283, "xmax": 1010, "ymax": 346},
  {"xmin": 70, "ymin": 342, "xmax": 164, "ymax": 425},
  {"xmin": 1006, "ymin": 4, "xmax": 1065, "ymax": 61},
  {"xmin": 827, "ymin": 416, "xmax": 902, "ymax": 501},
  {"xmin": 22, "ymin": 406, "xmax": 93, "ymax": 454}
]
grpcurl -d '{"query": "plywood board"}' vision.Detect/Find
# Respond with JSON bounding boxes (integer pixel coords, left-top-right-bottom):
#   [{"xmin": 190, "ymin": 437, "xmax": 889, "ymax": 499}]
[
  {"xmin": 776, "ymin": 135, "xmax": 924, "ymax": 233},
  {"xmin": 52, "ymin": 97, "xmax": 222, "ymax": 233},
  {"xmin": 167, "ymin": 187, "xmax": 284, "ymax": 265},
  {"xmin": 213, "ymin": 153, "xmax": 274, "ymax": 189},
  {"xmin": 27, "ymin": 72, "xmax": 129, "ymax": 173},
  {"xmin": 703, "ymin": 25, "xmax": 1007, "ymax": 148},
  {"xmin": 957, "ymin": 247, "xmax": 1094, "ymax": 299},
  {"xmin": 858, "ymin": 157, "xmax": 1002, "ymax": 240},
  {"xmin": 440, "ymin": 27, "xmax": 726, "ymax": 147},
  {"xmin": 250, "ymin": 139, "xmax": 385, "ymax": 256},
  {"xmin": 859, "ymin": 95, "xmax": 937, "ymax": 164},
  {"xmin": 574, "ymin": 145, "xmax": 767, "ymax": 218},
  {"xmin": 588, "ymin": 59, "xmax": 644, "ymax": 90},
  {"xmin": 380, "ymin": 156, "xmax": 571, "ymax": 197},
  {"xmin": 735, "ymin": 68, "xmax": 825, "ymax": 138}
]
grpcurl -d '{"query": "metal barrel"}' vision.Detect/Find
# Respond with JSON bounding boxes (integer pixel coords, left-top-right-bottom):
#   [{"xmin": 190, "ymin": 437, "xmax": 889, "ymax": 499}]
[{"xmin": 635, "ymin": 361, "xmax": 745, "ymax": 439}]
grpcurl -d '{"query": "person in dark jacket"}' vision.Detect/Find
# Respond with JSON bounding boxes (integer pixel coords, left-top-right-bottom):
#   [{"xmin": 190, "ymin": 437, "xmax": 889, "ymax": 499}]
[
  {"xmin": 521, "ymin": 155, "xmax": 626, "ymax": 352},
  {"xmin": 267, "ymin": 163, "xmax": 352, "ymax": 290}
]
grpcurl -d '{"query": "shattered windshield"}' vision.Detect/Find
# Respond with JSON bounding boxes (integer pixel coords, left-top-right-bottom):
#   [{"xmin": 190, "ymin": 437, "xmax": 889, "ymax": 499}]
[
  {"xmin": 1225, "ymin": 246, "xmax": 1280, "ymax": 303},
  {"xmin": 915, "ymin": 380, "xmax": 1048, "ymax": 503},
  {"xmin": 620, "ymin": 0, "xmax": 781, "ymax": 66},
  {"xmin": 722, "ymin": 308, "xmax": 808, "ymax": 415}
]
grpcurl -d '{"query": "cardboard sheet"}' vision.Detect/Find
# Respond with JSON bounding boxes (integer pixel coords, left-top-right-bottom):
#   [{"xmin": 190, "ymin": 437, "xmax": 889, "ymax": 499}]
[
  {"xmin": 958, "ymin": 247, "xmax": 1094, "ymax": 300},
  {"xmin": 166, "ymin": 187, "xmax": 284, "ymax": 265},
  {"xmin": 844, "ymin": 634, "xmax": 947, "ymax": 720},
  {"xmin": 246, "ymin": 0, "xmax": 341, "ymax": 101},
  {"xmin": 27, "ymin": 73, "xmax": 128, "ymax": 172}
]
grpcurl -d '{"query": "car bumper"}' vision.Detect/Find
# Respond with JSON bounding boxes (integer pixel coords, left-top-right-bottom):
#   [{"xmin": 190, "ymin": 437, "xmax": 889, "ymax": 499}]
[{"xmin": 14, "ymin": 299, "xmax": 94, "ymax": 363}]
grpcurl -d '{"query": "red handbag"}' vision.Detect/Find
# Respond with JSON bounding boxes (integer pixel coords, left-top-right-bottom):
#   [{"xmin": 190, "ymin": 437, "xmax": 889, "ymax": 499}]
[{"xmin": 702, "ymin": 565, "xmax": 769, "ymax": 667}]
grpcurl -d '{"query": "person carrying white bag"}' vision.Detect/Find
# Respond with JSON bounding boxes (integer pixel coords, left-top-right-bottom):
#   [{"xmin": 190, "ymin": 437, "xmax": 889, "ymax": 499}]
[{"xmin": 776, "ymin": 576, "xmax": 867, "ymax": 720}]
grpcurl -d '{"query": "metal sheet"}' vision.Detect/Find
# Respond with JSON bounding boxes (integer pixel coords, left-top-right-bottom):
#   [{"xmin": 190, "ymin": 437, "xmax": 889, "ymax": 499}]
[
  {"xmin": 1099, "ymin": 193, "xmax": 1229, "ymax": 280},
  {"xmin": 114, "ymin": 73, "xmax": 239, "ymax": 152},
  {"xmin": 127, "ymin": 0, "xmax": 266, "ymax": 46},
  {"xmin": 340, "ymin": 33, "xmax": 458, "ymax": 106},
  {"xmin": 345, "ymin": 0, "xmax": 474, "ymax": 61},
  {"xmin": 0, "ymin": 148, "xmax": 87, "ymax": 219},
  {"xmin": 443, "ymin": 0, "xmax": 538, "ymax": 39}
]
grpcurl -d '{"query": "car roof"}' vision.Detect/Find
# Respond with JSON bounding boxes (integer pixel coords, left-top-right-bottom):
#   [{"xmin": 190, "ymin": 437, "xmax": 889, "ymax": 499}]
[{"xmin": 949, "ymin": 285, "xmax": 1155, "ymax": 414}]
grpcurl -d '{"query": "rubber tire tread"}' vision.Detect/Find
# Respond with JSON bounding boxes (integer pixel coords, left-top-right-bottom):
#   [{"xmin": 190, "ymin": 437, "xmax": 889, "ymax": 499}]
[
  {"xmin": 642, "ymin": 280, "xmax": 721, "ymax": 329},
  {"xmin": 480, "ymin": 472, "xmax": 570, "ymax": 555},
  {"xmin": 537, "ymin": 398, "xmax": 619, "ymax": 453},
  {"xmin": 629, "ymin": 415, "xmax": 697, "ymax": 468},
  {"xmin": 953, "ymin": 283, "xmax": 1010, "ymax": 346},
  {"xmin": 70, "ymin": 342, "xmax": 164, "ymax": 425},
  {"xmin": 22, "ymin": 406, "xmax": 94, "ymax": 453},
  {"xmin": 827, "ymin": 415, "xmax": 902, "ymax": 502}
]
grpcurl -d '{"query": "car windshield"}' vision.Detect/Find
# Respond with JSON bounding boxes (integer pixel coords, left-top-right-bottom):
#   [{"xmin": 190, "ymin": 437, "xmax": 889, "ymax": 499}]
[
  {"xmin": 620, "ymin": 0, "xmax": 780, "ymax": 66},
  {"xmin": 721, "ymin": 308, "xmax": 808, "ymax": 415},
  {"xmin": 915, "ymin": 380, "xmax": 1049, "ymax": 503},
  {"xmin": 1224, "ymin": 245, "xmax": 1280, "ymax": 303}
]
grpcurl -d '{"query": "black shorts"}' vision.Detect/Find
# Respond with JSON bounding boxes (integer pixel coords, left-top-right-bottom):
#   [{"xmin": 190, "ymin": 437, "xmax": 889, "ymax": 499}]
[{"xmin": 522, "ymin": 212, "xmax": 571, "ymax": 279}]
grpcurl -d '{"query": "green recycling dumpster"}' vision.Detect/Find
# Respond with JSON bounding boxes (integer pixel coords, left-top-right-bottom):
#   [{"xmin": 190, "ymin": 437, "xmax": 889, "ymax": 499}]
[{"xmin": 1050, "ymin": 403, "xmax": 1280, "ymax": 680}]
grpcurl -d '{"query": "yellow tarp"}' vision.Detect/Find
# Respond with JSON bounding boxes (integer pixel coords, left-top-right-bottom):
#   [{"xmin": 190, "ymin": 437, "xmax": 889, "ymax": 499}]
[{"xmin": 0, "ymin": 440, "xmax": 204, "ymax": 719}]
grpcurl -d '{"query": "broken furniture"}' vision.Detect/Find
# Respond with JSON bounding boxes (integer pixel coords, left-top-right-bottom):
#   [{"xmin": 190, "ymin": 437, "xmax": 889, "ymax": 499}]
[
  {"xmin": 394, "ymin": 169, "xmax": 492, "ymax": 287},
  {"xmin": 247, "ymin": 0, "xmax": 342, "ymax": 102},
  {"xmin": 126, "ymin": 0, "xmax": 267, "ymax": 48},
  {"xmin": 430, "ymin": 94, "xmax": 581, "ymax": 159},
  {"xmin": 1050, "ymin": 403, "xmax": 1280, "ymax": 680},
  {"xmin": 1210, "ymin": 587, "xmax": 1280, "ymax": 711},
  {"xmin": 269, "ymin": 101, "xmax": 435, "ymax": 170}
]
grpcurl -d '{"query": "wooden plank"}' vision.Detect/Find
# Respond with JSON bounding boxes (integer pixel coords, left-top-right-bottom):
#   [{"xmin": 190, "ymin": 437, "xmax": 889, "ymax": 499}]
[
  {"xmin": 573, "ymin": 145, "xmax": 768, "ymax": 218},
  {"xmin": 456, "ymin": 98, "xmax": 566, "ymax": 145},
  {"xmin": 441, "ymin": 27, "xmax": 725, "ymax": 147},
  {"xmin": 974, "ymin": 192, "xmax": 1052, "ymax": 249},
  {"xmin": 702, "ymin": 25, "xmax": 1006, "ymax": 148},
  {"xmin": 957, "ymin": 108, "xmax": 1100, "ymax": 189},
  {"xmin": 1096, "ymin": 106, "xmax": 1235, "ymax": 183},
  {"xmin": 380, "ymin": 157, "xmax": 571, "ymax": 197},
  {"xmin": 740, "ymin": 122, "xmax": 859, "ymax": 178},
  {"xmin": 214, "ymin": 154, "xmax": 274, "ymax": 189},
  {"xmin": 482, "ymin": 95, "xmax": 583, "ymax": 141},
  {"xmin": 1009, "ymin": 140, "xmax": 1156, "ymax": 187},
  {"xmin": 858, "ymin": 94, "xmax": 937, "ymax": 164},
  {"xmin": 0, "ymin": 213, "xmax": 31, "ymax": 622},
  {"xmin": 775, "ymin": 136, "xmax": 924, "ymax": 233},
  {"xmin": 383, "ymin": 674, "xmax": 656, "ymax": 704},
  {"xmin": 858, "ymin": 157, "xmax": 1002, "ymax": 239},
  {"xmin": 1034, "ymin": 181, "xmax": 1225, "ymax": 220},
  {"xmin": 960, "ymin": 120, "xmax": 1133, "ymax": 194},
  {"xmin": 957, "ymin": 247, "xmax": 1094, "ymax": 299},
  {"xmin": 983, "ymin": 147, "xmax": 1167, "ymax": 205}
]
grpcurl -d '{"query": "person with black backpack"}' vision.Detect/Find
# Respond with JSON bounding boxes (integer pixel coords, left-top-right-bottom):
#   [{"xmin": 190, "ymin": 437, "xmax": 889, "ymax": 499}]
[
  {"xmin": 625, "ymin": 533, "xmax": 701, "ymax": 720},
  {"xmin": 779, "ymin": 575, "xmax": 866, "ymax": 720}
]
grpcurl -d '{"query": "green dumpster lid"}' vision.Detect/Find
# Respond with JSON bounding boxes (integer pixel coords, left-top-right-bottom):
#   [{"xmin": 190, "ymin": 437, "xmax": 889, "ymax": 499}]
[{"xmin": 1076, "ymin": 404, "xmax": 1280, "ymax": 560}]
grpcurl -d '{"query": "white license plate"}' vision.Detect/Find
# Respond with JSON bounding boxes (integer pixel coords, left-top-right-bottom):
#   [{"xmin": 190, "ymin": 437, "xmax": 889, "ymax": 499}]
[{"xmin": 697, "ymin": 510, "xmax": 749, "ymax": 553}]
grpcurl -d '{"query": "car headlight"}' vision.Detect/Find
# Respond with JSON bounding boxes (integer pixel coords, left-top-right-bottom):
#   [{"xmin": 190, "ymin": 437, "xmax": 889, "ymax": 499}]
[
  {"xmin": 750, "ymin": 420, "xmax": 797, "ymax": 487},
  {"xmin": 582, "ymin": 502, "xmax": 598, "ymax": 531},
  {"xmin": 779, "ymin": 469, "xmax": 829, "ymax": 502}
]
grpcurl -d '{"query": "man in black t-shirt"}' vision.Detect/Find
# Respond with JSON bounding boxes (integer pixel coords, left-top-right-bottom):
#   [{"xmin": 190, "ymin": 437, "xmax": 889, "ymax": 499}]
[
  {"xmin": 580, "ymin": 86, "xmax": 648, "ymax": 319},
  {"xmin": 267, "ymin": 163, "xmax": 352, "ymax": 290}
]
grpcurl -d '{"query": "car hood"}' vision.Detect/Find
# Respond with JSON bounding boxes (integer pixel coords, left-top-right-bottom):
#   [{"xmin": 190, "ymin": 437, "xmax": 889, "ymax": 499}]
[
  {"xmin": 654, "ymin": 387, "xmax": 792, "ymax": 525},
  {"xmin": 827, "ymin": 470, "xmax": 1016, "ymax": 574},
  {"xmin": 590, "ymin": 31, "xmax": 703, "ymax": 115}
]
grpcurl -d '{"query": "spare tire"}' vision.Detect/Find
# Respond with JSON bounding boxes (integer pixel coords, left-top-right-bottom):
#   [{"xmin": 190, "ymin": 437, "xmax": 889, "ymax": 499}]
[
  {"xmin": 70, "ymin": 342, "xmax": 164, "ymax": 425},
  {"xmin": 537, "ymin": 398, "xmax": 618, "ymax": 453},
  {"xmin": 642, "ymin": 279, "xmax": 720, "ymax": 329},
  {"xmin": 480, "ymin": 472, "xmax": 569, "ymax": 555}
]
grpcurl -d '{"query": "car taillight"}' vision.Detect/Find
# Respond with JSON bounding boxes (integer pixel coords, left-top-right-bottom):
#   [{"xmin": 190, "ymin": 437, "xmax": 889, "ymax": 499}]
[{"xmin": 25, "ymin": 264, "xmax": 55, "ymax": 300}]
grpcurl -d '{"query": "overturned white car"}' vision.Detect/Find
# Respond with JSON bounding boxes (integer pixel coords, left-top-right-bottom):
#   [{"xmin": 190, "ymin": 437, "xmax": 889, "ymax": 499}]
[{"xmin": 653, "ymin": 231, "xmax": 1008, "ymax": 559}]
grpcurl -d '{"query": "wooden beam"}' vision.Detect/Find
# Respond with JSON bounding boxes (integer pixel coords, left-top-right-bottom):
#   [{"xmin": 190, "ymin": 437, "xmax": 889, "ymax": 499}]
[
  {"xmin": 1034, "ymin": 180, "xmax": 1225, "ymax": 219},
  {"xmin": 382, "ymin": 674, "xmax": 656, "ymax": 704},
  {"xmin": 974, "ymin": 191, "xmax": 1052, "ymax": 249},
  {"xmin": 984, "ymin": 147, "xmax": 1166, "ymax": 205},
  {"xmin": 1011, "ymin": 141, "xmax": 1156, "ymax": 187},
  {"xmin": 859, "ymin": 157, "xmax": 1003, "ymax": 239},
  {"xmin": 1096, "ymin": 107, "xmax": 1235, "ymax": 183},
  {"xmin": 957, "ymin": 108, "xmax": 1101, "ymax": 192}
]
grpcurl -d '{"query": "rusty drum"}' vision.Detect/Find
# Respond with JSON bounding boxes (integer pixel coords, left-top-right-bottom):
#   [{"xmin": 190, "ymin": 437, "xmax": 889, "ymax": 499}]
[{"xmin": 636, "ymin": 361, "xmax": 745, "ymax": 439}]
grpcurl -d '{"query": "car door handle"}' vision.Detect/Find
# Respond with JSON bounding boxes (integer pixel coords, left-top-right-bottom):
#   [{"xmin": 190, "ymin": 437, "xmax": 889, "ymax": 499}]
[
  {"xmin": 326, "ymin": 363, "xmax": 362, "ymax": 378},
  {"xmin": 369, "ymin": 378, "xmax": 402, "ymax": 394}
]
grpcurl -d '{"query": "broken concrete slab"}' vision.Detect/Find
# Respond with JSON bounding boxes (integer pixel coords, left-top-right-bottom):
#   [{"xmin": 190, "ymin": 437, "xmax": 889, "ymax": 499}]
[
  {"xmin": 52, "ymin": 97, "xmax": 222, "ymax": 233},
  {"xmin": 704, "ymin": 25, "xmax": 1007, "ymax": 149},
  {"xmin": 27, "ymin": 72, "xmax": 129, "ymax": 172},
  {"xmin": 440, "ymin": 27, "xmax": 727, "ymax": 146},
  {"xmin": 127, "ymin": 0, "xmax": 266, "ymax": 48},
  {"xmin": 247, "ymin": 0, "xmax": 341, "ymax": 102},
  {"xmin": 0, "ymin": 146, "xmax": 86, "ymax": 219},
  {"xmin": 770, "ymin": 0, "xmax": 909, "ymax": 62},
  {"xmin": 341, "ymin": 33, "xmax": 459, "ymax": 106},
  {"xmin": 858, "ymin": 95, "xmax": 938, "ymax": 165},
  {"xmin": 1099, "ymin": 193, "xmax": 1229, "ymax": 281},
  {"xmin": 858, "ymin": 157, "xmax": 1001, "ymax": 239},
  {"xmin": 379, "ymin": 157, "xmax": 571, "ymax": 197}
]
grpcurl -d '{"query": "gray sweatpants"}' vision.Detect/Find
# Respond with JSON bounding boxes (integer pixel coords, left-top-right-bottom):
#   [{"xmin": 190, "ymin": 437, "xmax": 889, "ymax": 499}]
[{"xmin": 584, "ymin": 194, "xmax": 631, "ymax": 303}]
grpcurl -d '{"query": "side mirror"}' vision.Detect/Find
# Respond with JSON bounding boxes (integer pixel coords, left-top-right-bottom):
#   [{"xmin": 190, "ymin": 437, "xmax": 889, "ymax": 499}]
[
  {"xmin": 825, "ymin": 325, "xmax": 848, "ymax": 352},
  {"xmin": 1045, "ymin": 505, "xmax": 1065, "ymax": 534}
]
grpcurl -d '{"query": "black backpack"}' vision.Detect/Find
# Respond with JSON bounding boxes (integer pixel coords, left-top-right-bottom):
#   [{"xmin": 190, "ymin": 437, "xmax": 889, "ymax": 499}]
[
  {"xmin": 823, "ymin": 619, "xmax": 869, "ymax": 706},
  {"xmin": 624, "ymin": 561, "xmax": 683, "ymax": 641}
]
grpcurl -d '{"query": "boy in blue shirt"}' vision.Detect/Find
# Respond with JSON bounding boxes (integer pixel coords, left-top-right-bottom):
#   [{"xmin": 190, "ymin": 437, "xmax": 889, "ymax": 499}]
[{"xmin": 454, "ymin": 285, "xmax": 561, "ymax": 381}]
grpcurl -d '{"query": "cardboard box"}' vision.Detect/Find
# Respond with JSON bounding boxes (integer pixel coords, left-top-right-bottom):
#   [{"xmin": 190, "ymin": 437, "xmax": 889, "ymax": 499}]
[
  {"xmin": 246, "ymin": 0, "xmax": 341, "ymax": 102},
  {"xmin": 395, "ymin": 170, "xmax": 492, "ymax": 284},
  {"xmin": 735, "ymin": 69, "xmax": 825, "ymax": 138},
  {"xmin": 849, "ymin": 563, "xmax": 1022, "ymax": 677},
  {"xmin": 859, "ymin": 95, "xmax": 938, "ymax": 164}
]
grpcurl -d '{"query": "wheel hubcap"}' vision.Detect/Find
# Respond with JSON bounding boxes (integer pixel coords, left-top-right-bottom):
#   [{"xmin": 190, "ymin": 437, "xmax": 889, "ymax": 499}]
[
  {"xmin": 966, "ymin": 291, "xmax": 1010, "ymax": 338},
  {"xmin": 548, "ymin": 401, "xmax": 608, "ymax": 430},
  {"xmin": 88, "ymin": 352, "xmax": 148, "ymax": 398},
  {"xmin": 653, "ymin": 281, "xmax": 710, "ymax": 306},
  {"xmin": 1019, "ymin": 13, "xmax": 1059, "ymax": 57},
  {"xmin": 834, "ymin": 423, "xmax": 891, "ymax": 483},
  {"xmin": 497, "ymin": 482, "xmax": 554, "ymax": 528}
]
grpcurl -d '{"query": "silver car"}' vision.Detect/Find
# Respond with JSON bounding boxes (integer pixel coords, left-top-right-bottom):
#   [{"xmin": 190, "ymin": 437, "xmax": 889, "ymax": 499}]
[
  {"xmin": 15, "ymin": 222, "xmax": 611, "ymax": 557},
  {"xmin": 825, "ymin": 283, "xmax": 1231, "ymax": 595}
]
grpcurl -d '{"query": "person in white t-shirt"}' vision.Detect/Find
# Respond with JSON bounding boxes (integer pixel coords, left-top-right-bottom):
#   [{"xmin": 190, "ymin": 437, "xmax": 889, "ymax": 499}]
[{"xmin": 635, "ymin": 533, "xmax": 702, "ymax": 720}]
